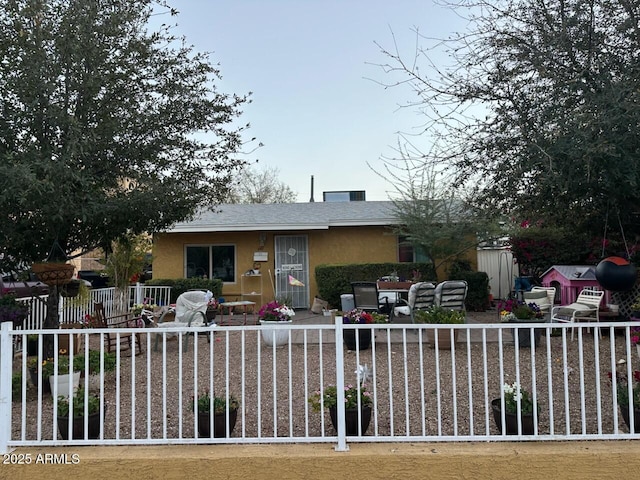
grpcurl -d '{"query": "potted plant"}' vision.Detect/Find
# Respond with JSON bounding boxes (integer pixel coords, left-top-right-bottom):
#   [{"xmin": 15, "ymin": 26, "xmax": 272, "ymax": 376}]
[
  {"xmin": 413, "ymin": 305, "xmax": 465, "ymax": 350},
  {"xmin": 28, "ymin": 350, "xmax": 116, "ymax": 394},
  {"xmin": 342, "ymin": 309, "xmax": 374, "ymax": 350},
  {"xmin": 28, "ymin": 351, "xmax": 79, "ymax": 395},
  {"xmin": 0, "ymin": 294, "xmax": 29, "ymax": 328},
  {"xmin": 309, "ymin": 364, "xmax": 373, "ymax": 435},
  {"xmin": 258, "ymin": 300, "xmax": 295, "ymax": 347},
  {"xmin": 491, "ymin": 382, "xmax": 537, "ymax": 435},
  {"xmin": 608, "ymin": 365, "xmax": 640, "ymax": 433},
  {"xmin": 499, "ymin": 299, "xmax": 546, "ymax": 347},
  {"xmin": 191, "ymin": 389, "xmax": 239, "ymax": 438},
  {"xmin": 57, "ymin": 387, "xmax": 103, "ymax": 440}
]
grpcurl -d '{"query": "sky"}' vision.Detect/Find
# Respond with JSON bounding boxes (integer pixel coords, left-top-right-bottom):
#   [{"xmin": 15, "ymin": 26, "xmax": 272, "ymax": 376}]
[{"xmin": 166, "ymin": 1, "xmax": 470, "ymax": 202}]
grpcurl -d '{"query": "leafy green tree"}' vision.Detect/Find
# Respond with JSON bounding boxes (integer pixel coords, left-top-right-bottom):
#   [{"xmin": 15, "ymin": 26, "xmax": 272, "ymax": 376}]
[
  {"xmin": 0, "ymin": 0, "xmax": 251, "ymax": 271},
  {"xmin": 373, "ymin": 0, "xmax": 640, "ymax": 238},
  {"xmin": 379, "ymin": 150, "xmax": 500, "ymax": 273},
  {"xmin": 0, "ymin": 1, "xmax": 252, "ymax": 342}
]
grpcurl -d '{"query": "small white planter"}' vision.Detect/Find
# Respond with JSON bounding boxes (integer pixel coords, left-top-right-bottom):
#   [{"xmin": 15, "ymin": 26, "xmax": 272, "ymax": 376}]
[
  {"xmin": 260, "ymin": 320, "xmax": 292, "ymax": 347},
  {"xmin": 49, "ymin": 371, "xmax": 80, "ymax": 398}
]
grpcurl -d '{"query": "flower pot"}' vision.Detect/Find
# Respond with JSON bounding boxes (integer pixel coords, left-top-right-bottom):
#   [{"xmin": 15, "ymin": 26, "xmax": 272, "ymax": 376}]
[
  {"xmin": 426, "ymin": 328, "xmax": 459, "ymax": 350},
  {"xmin": 329, "ymin": 406, "xmax": 372, "ymax": 435},
  {"xmin": 49, "ymin": 371, "xmax": 81, "ymax": 398},
  {"xmin": 57, "ymin": 410, "xmax": 103, "ymax": 440},
  {"xmin": 32, "ymin": 262, "xmax": 74, "ymax": 286},
  {"xmin": 343, "ymin": 328, "xmax": 372, "ymax": 351},
  {"xmin": 29, "ymin": 368, "xmax": 52, "ymax": 394},
  {"xmin": 260, "ymin": 319, "xmax": 292, "ymax": 347},
  {"xmin": 206, "ymin": 309, "xmax": 217, "ymax": 323},
  {"xmin": 491, "ymin": 398, "xmax": 536, "ymax": 435},
  {"xmin": 197, "ymin": 409, "xmax": 238, "ymax": 438},
  {"xmin": 619, "ymin": 405, "xmax": 640, "ymax": 433},
  {"xmin": 509, "ymin": 318, "xmax": 546, "ymax": 348}
]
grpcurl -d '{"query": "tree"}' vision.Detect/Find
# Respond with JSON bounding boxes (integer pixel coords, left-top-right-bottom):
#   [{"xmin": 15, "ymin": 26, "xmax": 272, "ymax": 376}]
[
  {"xmin": 0, "ymin": 1, "xmax": 252, "ymax": 342},
  {"xmin": 102, "ymin": 233, "xmax": 151, "ymax": 314},
  {"xmin": 0, "ymin": 0, "xmax": 251, "ymax": 271},
  {"xmin": 377, "ymin": 142, "xmax": 499, "ymax": 273},
  {"xmin": 226, "ymin": 165, "xmax": 297, "ymax": 204},
  {"xmin": 373, "ymin": 0, "xmax": 640, "ymax": 239}
]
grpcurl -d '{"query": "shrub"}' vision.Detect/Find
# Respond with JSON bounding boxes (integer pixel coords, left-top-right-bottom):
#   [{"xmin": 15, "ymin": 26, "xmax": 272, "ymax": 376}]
[
  {"xmin": 146, "ymin": 278, "xmax": 223, "ymax": 303},
  {"xmin": 414, "ymin": 305, "xmax": 465, "ymax": 324},
  {"xmin": 453, "ymin": 271, "xmax": 490, "ymax": 311}
]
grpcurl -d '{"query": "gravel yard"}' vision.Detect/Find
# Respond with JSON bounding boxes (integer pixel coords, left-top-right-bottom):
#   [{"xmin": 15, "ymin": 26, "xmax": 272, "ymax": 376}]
[{"xmin": 10, "ymin": 312, "xmax": 638, "ymax": 442}]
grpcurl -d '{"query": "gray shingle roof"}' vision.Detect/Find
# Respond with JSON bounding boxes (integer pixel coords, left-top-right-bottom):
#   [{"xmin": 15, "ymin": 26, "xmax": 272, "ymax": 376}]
[{"xmin": 168, "ymin": 201, "xmax": 399, "ymax": 233}]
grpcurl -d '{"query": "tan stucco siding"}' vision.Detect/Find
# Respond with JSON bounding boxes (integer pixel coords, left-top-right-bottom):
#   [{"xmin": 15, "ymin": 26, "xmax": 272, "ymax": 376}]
[
  {"xmin": 154, "ymin": 226, "xmax": 398, "ymax": 303},
  {"xmin": 154, "ymin": 226, "xmax": 478, "ymax": 305}
]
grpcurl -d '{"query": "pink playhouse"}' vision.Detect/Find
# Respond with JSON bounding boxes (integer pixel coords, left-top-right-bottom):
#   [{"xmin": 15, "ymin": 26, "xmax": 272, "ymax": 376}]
[{"xmin": 541, "ymin": 265, "xmax": 608, "ymax": 306}]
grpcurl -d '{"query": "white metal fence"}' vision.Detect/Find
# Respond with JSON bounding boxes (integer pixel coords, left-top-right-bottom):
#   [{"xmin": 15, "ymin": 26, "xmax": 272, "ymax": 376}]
[
  {"xmin": 3, "ymin": 320, "xmax": 640, "ymax": 453},
  {"xmin": 15, "ymin": 284, "xmax": 172, "ymax": 330}
]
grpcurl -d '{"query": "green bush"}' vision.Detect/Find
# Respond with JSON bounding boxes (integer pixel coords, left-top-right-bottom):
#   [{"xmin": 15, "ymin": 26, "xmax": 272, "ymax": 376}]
[
  {"xmin": 315, "ymin": 262, "xmax": 435, "ymax": 310},
  {"xmin": 452, "ymin": 271, "xmax": 490, "ymax": 312},
  {"xmin": 146, "ymin": 278, "xmax": 223, "ymax": 303},
  {"xmin": 414, "ymin": 305, "xmax": 465, "ymax": 324}
]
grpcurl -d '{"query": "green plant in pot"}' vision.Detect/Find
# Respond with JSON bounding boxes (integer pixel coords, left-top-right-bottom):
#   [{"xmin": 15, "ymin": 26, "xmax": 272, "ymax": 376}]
[
  {"xmin": 499, "ymin": 299, "xmax": 546, "ymax": 347},
  {"xmin": 414, "ymin": 305, "xmax": 465, "ymax": 350},
  {"xmin": 491, "ymin": 382, "xmax": 538, "ymax": 435},
  {"xmin": 56, "ymin": 387, "xmax": 103, "ymax": 440},
  {"xmin": 191, "ymin": 389, "xmax": 240, "ymax": 438},
  {"xmin": 309, "ymin": 364, "xmax": 374, "ymax": 435},
  {"xmin": 0, "ymin": 294, "xmax": 29, "ymax": 327},
  {"xmin": 608, "ymin": 364, "xmax": 640, "ymax": 433}
]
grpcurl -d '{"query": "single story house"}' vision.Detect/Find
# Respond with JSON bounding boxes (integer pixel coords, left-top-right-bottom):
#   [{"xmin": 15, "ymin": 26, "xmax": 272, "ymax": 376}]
[{"xmin": 153, "ymin": 201, "xmax": 477, "ymax": 309}]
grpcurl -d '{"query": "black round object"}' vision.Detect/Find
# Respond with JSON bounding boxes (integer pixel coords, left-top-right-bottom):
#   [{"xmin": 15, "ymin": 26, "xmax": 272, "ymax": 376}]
[{"xmin": 595, "ymin": 256, "xmax": 637, "ymax": 291}]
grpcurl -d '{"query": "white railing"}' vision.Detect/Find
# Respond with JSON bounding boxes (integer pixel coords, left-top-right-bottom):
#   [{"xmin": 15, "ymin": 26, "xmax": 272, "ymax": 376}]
[
  {"xmin": 16, "ymin": 284, "xmax": 172, "ymax": 330},
  {"xmin": 2, "ymin": 320, "xmax": 640, "ymax": 453}
]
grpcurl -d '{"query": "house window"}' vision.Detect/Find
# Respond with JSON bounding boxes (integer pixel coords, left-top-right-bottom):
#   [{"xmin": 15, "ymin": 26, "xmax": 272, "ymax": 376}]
[
  {"xmin": 398, "ymin": 236, "xmax": 428, "ymax": 263},
  {"xmin": 185, "ymin": 245, "xmax": 235, "ymax": 282}
]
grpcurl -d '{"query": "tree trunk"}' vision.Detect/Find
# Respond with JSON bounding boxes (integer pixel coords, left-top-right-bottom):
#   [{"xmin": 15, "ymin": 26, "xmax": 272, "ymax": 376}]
[
  {"xmin": 114, "ymin": 287, "xmax": 129, "ymax": 315},
  {"xmin": 43, "ymin": 285, "xmax": 61, "ymax": 358}
]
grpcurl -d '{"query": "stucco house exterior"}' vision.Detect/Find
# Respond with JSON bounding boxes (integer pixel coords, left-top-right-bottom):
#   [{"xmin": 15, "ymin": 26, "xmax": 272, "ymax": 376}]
[{"xmin": 152, "ymin": 201, "xmax": 476, "ymax": 308}]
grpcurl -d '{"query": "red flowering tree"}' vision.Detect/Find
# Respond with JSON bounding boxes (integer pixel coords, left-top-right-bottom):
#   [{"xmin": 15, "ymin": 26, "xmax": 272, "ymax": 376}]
[{"xmin": 508, "ymin": 225, "xmax": 592, "ymax": 281}]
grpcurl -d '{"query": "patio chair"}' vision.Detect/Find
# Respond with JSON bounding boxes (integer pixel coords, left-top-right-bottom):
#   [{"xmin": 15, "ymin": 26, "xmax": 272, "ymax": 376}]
[
  {"xmin": 434, "ymin": 280, "xmax": 468, "ymax": 311},
  {"xmin": 351, "ymin": 282, "xmax": 396, "ymax": 319},
  {"xmin": 153, "ymin": 290, "xmax": 215, "ymax": 352},
  {"xmin": 93, "ymin": 302, "xmax": 143, "ymax": 355},
  {"xmin": 551, "ymin": 288, "xmax": 604, "ymax": 340},
  {"xmin": 523, "ymin": 286, "xmax": 556, "ymax": 315},
  {"xmin": 393, "ymin": 282, "xmax": 436, "ymax": 322}
]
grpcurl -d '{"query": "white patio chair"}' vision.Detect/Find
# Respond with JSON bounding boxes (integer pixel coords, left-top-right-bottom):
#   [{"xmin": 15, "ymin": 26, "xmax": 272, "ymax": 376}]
[
  {"xmin": 393, "ymin": 282, "xmax": 436, "ymax": 322},
  {"xmin": 551, "ymin": 288, "xmax": 604, "ymax": 340},
  {"xmin": 154, "ymin": 290, "xmax": 215, "ymax": 351},
  {"xmin": 434, "ymin": 280, "xmax": 468, "ymax": 311},
  {"xmin": 523, "ymin": 286, "xmax": 556, "ymax": 314}
]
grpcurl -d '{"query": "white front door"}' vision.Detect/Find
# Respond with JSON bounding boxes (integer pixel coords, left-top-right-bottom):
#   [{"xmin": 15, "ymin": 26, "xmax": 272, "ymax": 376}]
[{"xmin": 274, "ymin": 235, "xmax": 309, "ymax": 309}]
